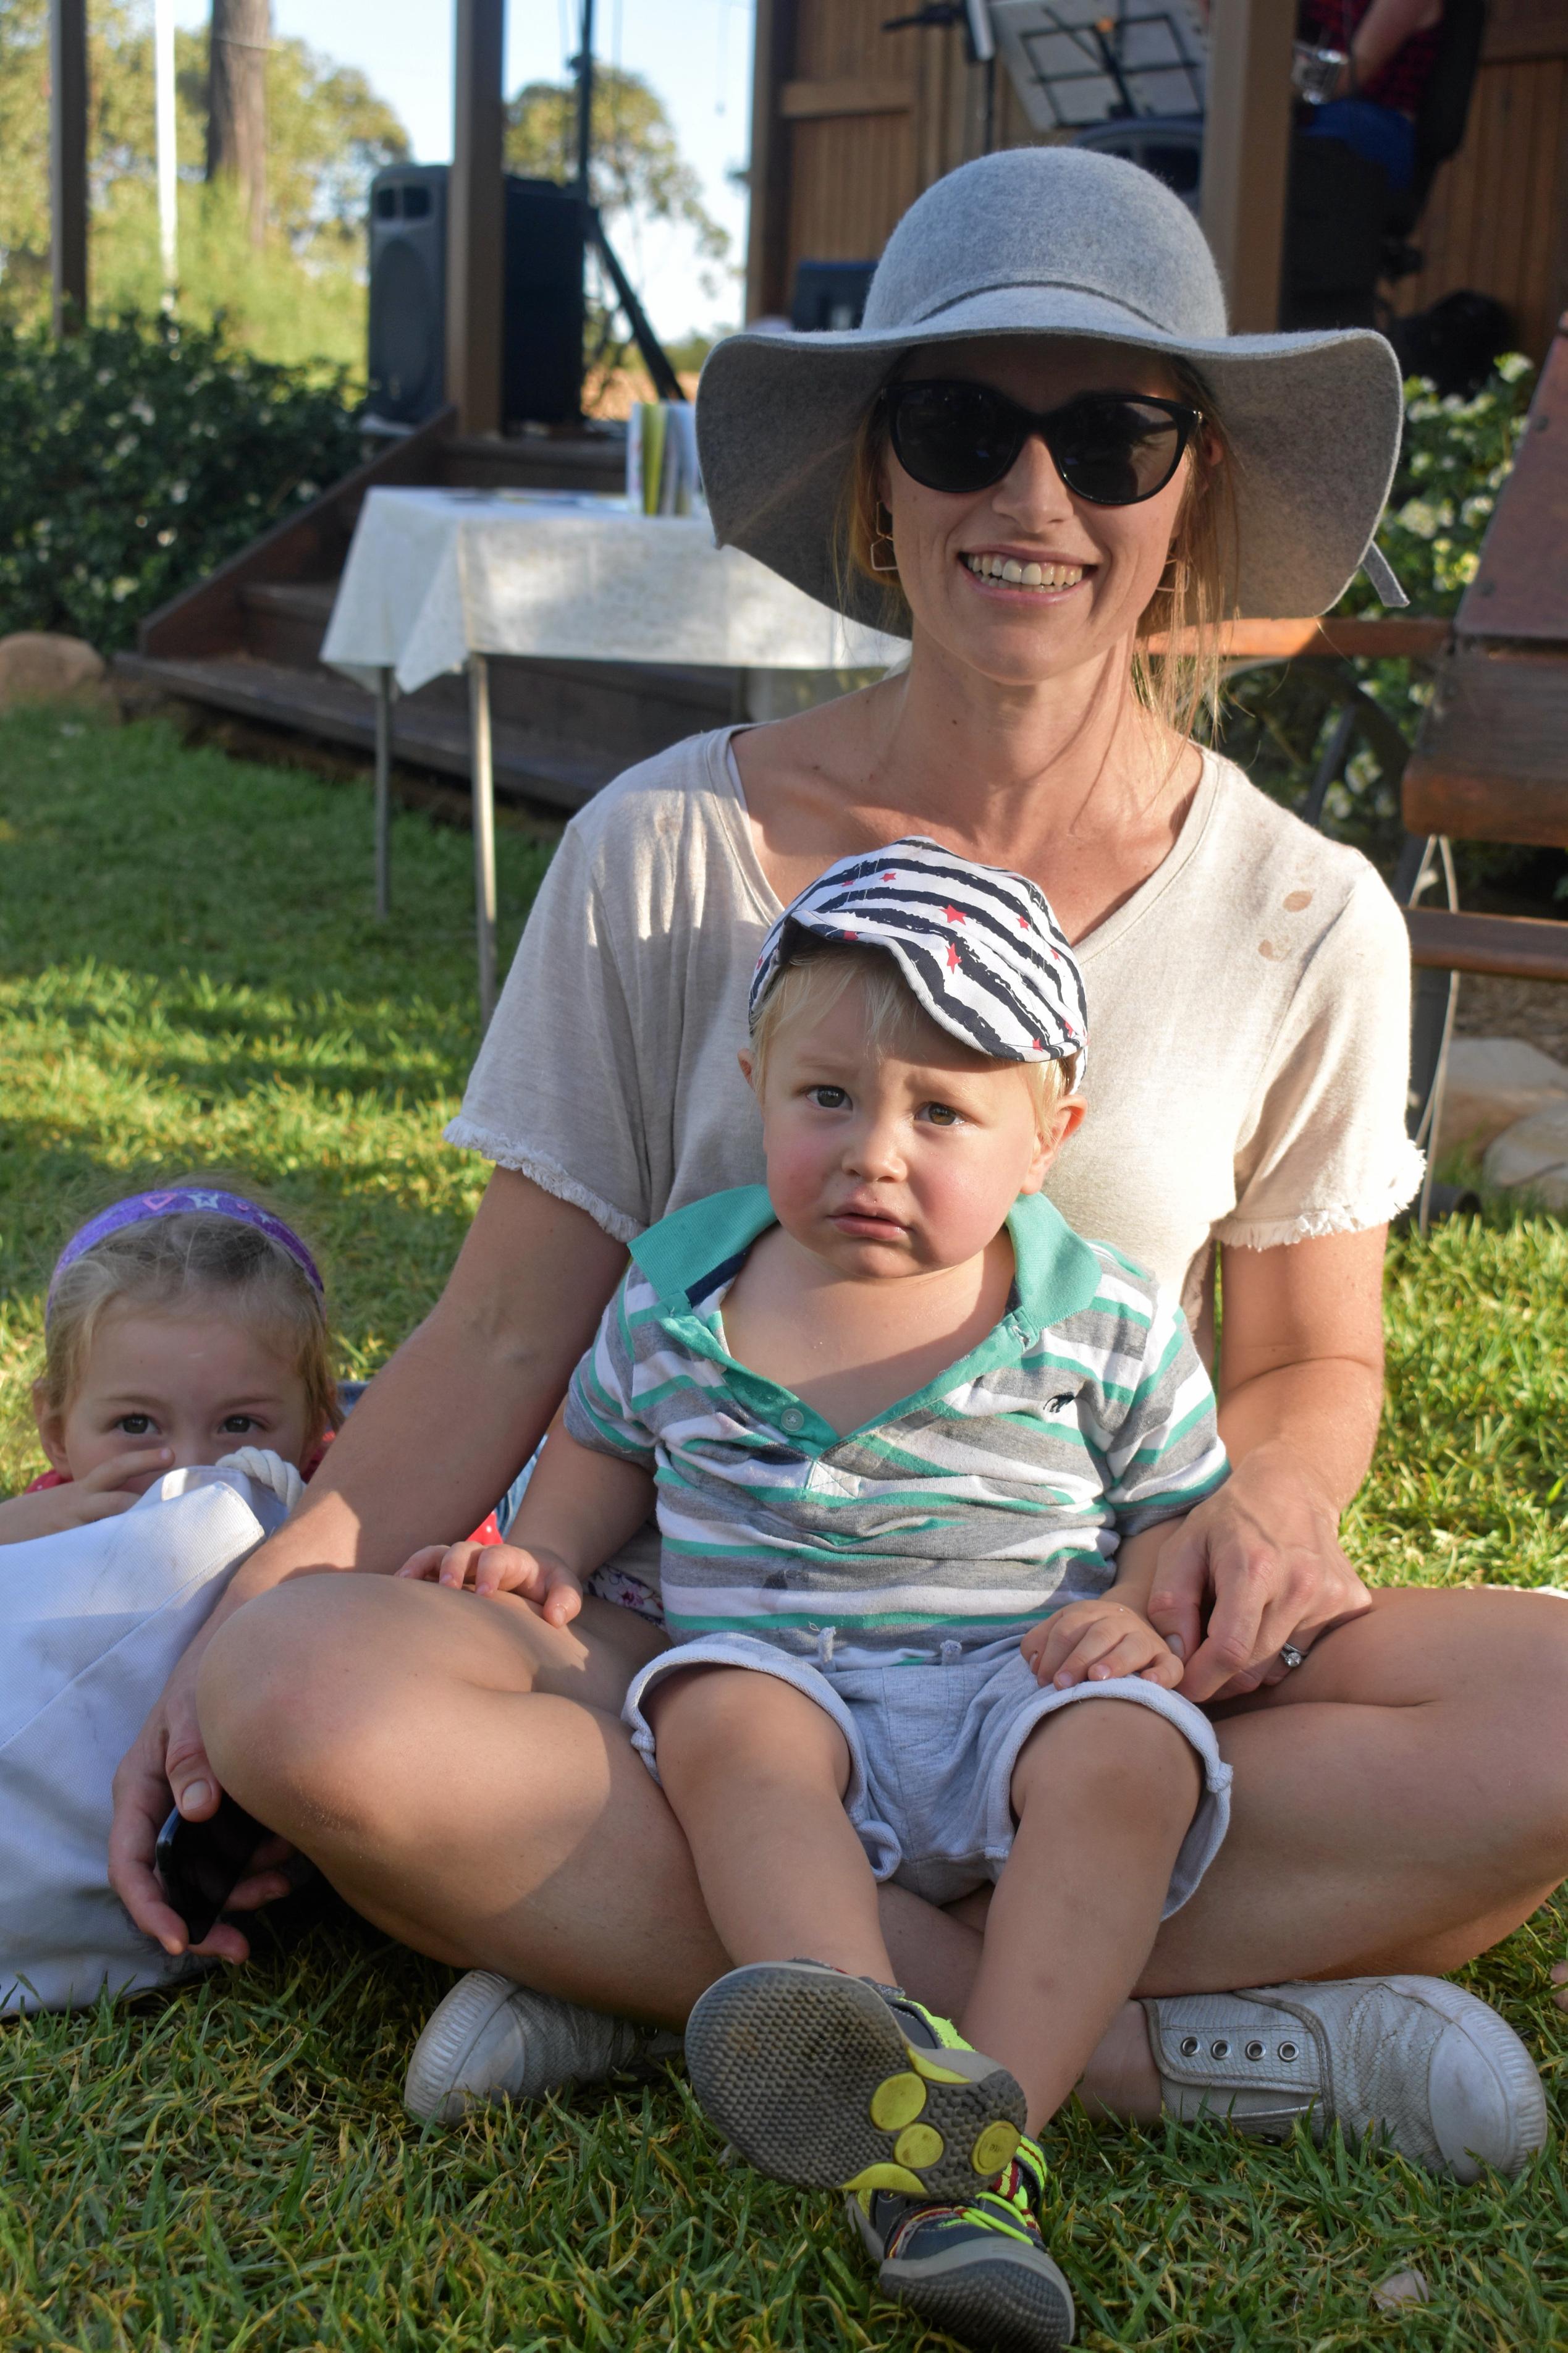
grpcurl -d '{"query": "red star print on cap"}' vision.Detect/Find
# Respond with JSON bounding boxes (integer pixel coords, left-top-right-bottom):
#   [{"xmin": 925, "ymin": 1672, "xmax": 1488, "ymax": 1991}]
[{"xmin": 747, "ymin": 835, "xmax": 1088, "ymax": 1076}]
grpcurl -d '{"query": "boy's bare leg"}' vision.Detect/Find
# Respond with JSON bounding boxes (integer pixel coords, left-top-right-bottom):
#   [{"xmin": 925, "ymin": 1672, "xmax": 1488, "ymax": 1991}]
[
  {"xmin": 648, "ymin": 1667, "xmax": 895, "ymax": 1982},
  {"xmin": 959, "ymin": 1702, "xmax": 1199, "ymax": 2134}
]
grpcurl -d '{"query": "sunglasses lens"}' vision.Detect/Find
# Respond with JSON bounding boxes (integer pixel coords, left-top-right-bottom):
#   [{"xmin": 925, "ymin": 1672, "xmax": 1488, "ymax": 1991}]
[
  {"xmin": 889, "ymin": 384, "xmax": 1022, "ymax": 493},
  {"xmin": 1053, "ymin": 399, "xmax": 1187, "ymax": 504}
]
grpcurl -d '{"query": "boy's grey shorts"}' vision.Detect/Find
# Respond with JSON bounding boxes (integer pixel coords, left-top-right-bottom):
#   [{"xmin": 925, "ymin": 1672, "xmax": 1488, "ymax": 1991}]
[{"xmin": 623, "ymin": 1633, "xmax": 1232, "ymax": 1913}]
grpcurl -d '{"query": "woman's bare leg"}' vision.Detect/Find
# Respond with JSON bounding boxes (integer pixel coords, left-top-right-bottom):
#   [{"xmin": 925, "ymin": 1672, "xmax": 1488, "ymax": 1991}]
[{"xmin": 199, "ymin": 1579, "xmax": 1568, "ymax": 2074}]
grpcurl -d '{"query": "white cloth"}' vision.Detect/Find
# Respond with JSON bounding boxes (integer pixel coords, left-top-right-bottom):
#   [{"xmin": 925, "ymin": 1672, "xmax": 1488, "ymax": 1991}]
[
  {"xmin": 321, "ymin": 489, "xmax": 907, "ymax": 696},
  {"xmin": 0, "ymin": 1463, "xmax": 290, "ymax": 2016},
  {"xmin": 449, "ymin": 728, "xmax": 1423, "ymax": 1332}
]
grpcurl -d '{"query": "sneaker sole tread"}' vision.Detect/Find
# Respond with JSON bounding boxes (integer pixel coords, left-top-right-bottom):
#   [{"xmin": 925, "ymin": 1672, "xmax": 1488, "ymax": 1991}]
[{"xmin": 686, "ymin": 1963, "xmax": 1026, "ymax": 2200}]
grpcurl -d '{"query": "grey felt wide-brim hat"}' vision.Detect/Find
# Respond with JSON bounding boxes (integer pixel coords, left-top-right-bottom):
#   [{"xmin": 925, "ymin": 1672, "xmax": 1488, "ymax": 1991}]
[{"xmin": 697, "ymin": 145, "xmax": 1406, "ymax": 625}]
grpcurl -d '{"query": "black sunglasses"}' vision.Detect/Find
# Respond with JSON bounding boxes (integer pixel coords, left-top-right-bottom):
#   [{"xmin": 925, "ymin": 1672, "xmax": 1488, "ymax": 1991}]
[{"xmin": 882, "ymin": 381, "xmax": 1203, "ymax": 507}]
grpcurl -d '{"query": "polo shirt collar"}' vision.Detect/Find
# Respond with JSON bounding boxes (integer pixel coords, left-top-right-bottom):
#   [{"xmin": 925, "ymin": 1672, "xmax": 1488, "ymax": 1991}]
[{"xmin": 630, "ymin": 1183, "xmax": 1101, "ymax": 1339}]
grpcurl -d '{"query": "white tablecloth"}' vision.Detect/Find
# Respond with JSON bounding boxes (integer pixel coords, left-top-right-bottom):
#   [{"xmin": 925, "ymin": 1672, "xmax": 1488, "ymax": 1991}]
[{"xmin": 321, "ymin": 488, "xmax": 906, "ymax": 694}]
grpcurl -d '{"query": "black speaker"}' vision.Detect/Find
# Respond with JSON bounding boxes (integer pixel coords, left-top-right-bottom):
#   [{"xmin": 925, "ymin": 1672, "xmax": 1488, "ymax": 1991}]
[
  {"xmin": 502, "ymin": 176, "xmax": 586, "ymax": 426},
  {"xmin": 367, "ymin": 165, "xmax": 587, "ymax": 429},
  {"xmin": 368, "ymin": 164, "xmax": 449, "ymax": 425},
  {"xmin": 790, "ymin": 260, "xmax": 877, "ymax": 332}
]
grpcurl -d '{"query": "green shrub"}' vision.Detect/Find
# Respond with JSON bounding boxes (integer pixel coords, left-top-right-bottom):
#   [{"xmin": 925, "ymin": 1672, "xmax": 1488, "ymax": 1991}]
[
  {"xmin": 1341, "ymin": 351, "xmax": 1537, "ymax": 620},
  {"xmin": 0, "ymin": 310, "xmax": 364, "ymax": 654}
]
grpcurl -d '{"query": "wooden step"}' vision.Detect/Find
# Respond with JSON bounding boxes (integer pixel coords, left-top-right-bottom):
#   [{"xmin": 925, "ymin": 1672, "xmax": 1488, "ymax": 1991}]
[
  {"xmin": 437, "ymin": 428, "xmax": 626, "ymax": 495},
  {"xmin": 232, "ymin": 578, "xmax": 739, "ymax": 762},
  {"xmin": 114, "ymin": 649, "xmax": 625, "ymax": 814}
]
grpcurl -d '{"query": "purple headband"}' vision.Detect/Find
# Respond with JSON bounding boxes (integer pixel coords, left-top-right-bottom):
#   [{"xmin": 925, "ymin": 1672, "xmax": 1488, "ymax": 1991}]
[{"xmin": 48, "ymin": 1189, "xmax": 324, "ymax": 1317}]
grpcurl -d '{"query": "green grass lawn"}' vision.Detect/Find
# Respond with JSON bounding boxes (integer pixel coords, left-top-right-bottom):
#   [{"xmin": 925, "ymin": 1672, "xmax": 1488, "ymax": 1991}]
[{"xmin": 2, "ymin": 707, "xmax": 1566, "ymax": 2350}]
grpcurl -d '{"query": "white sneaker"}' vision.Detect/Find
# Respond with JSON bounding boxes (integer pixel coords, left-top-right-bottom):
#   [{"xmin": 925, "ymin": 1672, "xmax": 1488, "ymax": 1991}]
[
  {"xmin": 404, "ymin": 1969, "xmax": 683, "ymax": 2124},
  {"xmin": 1141, "ymin": 1975, "xmax": 1548, "ymax": 2182}
]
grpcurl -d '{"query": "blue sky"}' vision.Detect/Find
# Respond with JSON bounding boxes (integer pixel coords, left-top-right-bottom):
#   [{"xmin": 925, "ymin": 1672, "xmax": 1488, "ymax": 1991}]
[{"xmin": 172, "ymin": 0, "xmax": 754, "ymax": 338}]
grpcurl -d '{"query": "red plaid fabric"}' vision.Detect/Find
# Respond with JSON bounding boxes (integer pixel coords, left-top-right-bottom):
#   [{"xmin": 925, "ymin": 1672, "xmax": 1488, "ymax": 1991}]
[{"xmin": 1299, "ymin": 0, "xmax": 1441, "ymax": 116}]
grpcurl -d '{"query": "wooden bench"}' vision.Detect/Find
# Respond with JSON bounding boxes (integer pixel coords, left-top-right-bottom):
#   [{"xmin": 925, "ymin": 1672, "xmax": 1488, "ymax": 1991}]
[{"xmin": 1400, "ymin": 310, "xmax": 1568, "ymax": 983}]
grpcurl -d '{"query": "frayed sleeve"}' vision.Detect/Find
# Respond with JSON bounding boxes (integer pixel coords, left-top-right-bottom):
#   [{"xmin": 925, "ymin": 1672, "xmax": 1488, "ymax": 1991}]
[{"xmin": 1215, "ymin": 871, "xmax": 1424, "ymax": 1252}]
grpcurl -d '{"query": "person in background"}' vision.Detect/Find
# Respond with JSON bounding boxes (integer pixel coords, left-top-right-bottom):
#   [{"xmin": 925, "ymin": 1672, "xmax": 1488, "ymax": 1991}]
[{"xmin": 1298, "ymin": 0, "xmax": 1446, "ymax": 194}]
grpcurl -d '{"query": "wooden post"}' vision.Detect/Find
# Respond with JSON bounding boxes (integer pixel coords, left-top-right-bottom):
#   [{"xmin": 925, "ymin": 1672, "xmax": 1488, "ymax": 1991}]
[
  {"xmin": 49, "ymin": 0, "xmax": 88, "ymax": 334},
  {"xmin": 1199, "ymin": 0, "xmax": 1295, "ymax": 332},
  {"xmin": 743, "ymin": 0, "xmax": 795, "ymax": 319},
  {"xmin": 448, "ymin": 0, "xmax": 506, "ymax": 436}
]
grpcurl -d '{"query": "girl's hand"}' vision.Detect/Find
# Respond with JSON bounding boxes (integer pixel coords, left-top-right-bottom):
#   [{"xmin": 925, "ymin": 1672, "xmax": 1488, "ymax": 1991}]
[
  {"xmin": 0, "ymin": 1446, "xmax": 174, "ymax": 1543},
  {"xmin": 1022, "ymin": 1598, "xmax": 1183, "ymax": 1691},
  {"xmin": 396, "ymin": 1537, "xmax": 585, "ymax": 1624}
]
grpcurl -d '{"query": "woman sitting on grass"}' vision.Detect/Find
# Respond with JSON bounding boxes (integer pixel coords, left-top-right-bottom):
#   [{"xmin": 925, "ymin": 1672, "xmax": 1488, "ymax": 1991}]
[{"xmin": 113, "ymin": 148, "xmax": 1566, "ymax": 2202}]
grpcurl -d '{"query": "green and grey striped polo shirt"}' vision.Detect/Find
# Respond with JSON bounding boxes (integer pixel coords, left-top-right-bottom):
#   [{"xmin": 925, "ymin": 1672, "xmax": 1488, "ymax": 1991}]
[{"xmin": 564, "ymin": 1185, "xmax": 1228, "ymax": 1664}]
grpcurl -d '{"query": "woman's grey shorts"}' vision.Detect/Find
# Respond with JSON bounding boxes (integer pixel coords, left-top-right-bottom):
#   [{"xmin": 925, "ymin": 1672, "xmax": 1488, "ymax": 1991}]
[{"xmin": 623, "ymin": 1633, "xmax": 1232, "ymax": 1914}]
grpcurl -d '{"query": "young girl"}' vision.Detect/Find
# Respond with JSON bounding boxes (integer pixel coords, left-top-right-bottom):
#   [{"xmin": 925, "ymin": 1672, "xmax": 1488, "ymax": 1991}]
[{"xmin": 1, "ymin": 1185, "xmax": 340, "ymax": 1545}]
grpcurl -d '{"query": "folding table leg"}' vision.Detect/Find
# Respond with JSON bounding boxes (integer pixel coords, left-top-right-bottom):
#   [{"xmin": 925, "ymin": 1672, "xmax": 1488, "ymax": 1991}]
[
  {"xmin": 469, "ymin": 653, "xmax": 498, "ymax": 1030},
  {"xmin": 374, "ymin": 665, "xmax": 393, "ymax": 919}
]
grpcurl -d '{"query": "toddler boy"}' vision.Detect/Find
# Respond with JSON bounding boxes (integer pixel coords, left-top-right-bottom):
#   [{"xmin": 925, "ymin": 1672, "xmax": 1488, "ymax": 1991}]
[{"xmin": 410, "ymin": 839, "xmax": 1231, "ymax": 2352}]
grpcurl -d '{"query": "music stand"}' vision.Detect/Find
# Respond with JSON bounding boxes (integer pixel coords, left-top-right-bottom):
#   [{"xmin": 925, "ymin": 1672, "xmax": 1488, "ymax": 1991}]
[{"xmin": 988, "ymin": 0, "xmax": 1207, "ymax": 129}]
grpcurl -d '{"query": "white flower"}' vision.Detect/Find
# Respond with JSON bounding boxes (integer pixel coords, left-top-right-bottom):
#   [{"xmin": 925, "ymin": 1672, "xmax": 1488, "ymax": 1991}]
[
  {"xmin": 1396, "ymin": 498, "xmax": 1444, "ymax": 540},
  {"xmin": 110, "ymin": 576, "xmax": 137, "ymax": 601}
]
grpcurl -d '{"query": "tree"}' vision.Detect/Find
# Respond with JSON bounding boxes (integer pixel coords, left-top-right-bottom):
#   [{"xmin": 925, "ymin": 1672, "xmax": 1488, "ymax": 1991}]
[
  {"xmin": 207, "ymin": 0, "xmax": 269, "ymax": 248},
  {"xmin": 0, "ymin": 2, "xmax": 408, "ymax": 370}
]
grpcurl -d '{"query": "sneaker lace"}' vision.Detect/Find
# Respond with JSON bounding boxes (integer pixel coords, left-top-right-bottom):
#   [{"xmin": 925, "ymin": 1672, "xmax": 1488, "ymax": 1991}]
[{"xmin": 882, "ymin": 2135, "xmax": 1048, "ymax": 2258}]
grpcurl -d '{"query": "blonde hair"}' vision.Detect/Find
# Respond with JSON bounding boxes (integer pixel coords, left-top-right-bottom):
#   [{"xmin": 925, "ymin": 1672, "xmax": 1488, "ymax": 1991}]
[
  {"xmin": 749, "ymin": 940, "xmax": 1077, "ymax": 1127},
  {"xmin": 836, "ymin": 355, "xmax": 1238, "ymax": 743},
  {"xmin": 41, "ymin": 1185, "xmax": 340, "ymax": 1447}
]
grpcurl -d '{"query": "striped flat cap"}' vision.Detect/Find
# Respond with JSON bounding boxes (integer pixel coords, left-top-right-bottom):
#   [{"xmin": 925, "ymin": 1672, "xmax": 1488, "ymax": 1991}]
[{"xmin": 749, "ymin": 836, "xmax": 1087, "ymax": 1075}]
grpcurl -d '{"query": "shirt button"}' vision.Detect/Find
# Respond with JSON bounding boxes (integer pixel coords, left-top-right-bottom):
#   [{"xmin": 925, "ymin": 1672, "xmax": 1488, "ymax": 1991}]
[{"xmin": 780, "ymin": 1406, "xmax": 805, "ymax": 1432}]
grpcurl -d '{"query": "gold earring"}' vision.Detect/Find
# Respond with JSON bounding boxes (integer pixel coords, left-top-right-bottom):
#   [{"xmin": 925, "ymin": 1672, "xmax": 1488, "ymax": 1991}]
[{"xmin": 870, "ymin": 499, "xmax": 898, "ymax": 574}]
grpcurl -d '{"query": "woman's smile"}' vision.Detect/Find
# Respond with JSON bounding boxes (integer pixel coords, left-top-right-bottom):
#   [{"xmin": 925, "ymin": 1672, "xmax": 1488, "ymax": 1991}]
[{"xmin": 960, "ymin": 549, "xmax": 1090, "ymax": 596}]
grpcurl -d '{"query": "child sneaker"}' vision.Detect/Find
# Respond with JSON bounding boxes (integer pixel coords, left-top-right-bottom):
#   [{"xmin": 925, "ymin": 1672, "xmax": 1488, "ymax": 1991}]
[
  {"xmin": 848, "ymin": 2135, "xmax": 1076, "ymax": 2351},
  {"xmin": 685, "ymin": 1958, "xmax": 1027, "ymax": 2202}
]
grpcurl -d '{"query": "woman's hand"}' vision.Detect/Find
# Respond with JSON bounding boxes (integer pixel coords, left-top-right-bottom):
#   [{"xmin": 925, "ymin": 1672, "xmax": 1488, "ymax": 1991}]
[
  {"xmin": 397, "ymin": 1537, "xmax": 585, "ymax": 1624},
  {"xmin": 1146, "ymin": 1442, "xmax": 1373, "ymax": 1704},
  {"xmin": 1022, "ymin": 1597, "xmax": 1184, "ymax": 1690},
  {"xmin": 107, "ymin": 1636, "xmax": 294, "ymax": 1963}
]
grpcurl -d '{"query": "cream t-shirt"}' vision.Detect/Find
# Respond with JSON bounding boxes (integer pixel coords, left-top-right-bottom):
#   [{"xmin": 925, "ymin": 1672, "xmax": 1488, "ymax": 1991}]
[{"xmin": 449, "ymin": 727, "xmax": 1423, "ymax": 1335}]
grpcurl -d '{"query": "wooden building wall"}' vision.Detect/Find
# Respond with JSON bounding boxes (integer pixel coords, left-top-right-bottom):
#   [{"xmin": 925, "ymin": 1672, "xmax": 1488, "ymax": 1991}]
[
  {"xmin": 748, "ymin": 0, "xmax": 1568, "ymax": 359},
  {"xmin": 1388, "ymin": 0, "xmax": 1568, "ymax": 360}
]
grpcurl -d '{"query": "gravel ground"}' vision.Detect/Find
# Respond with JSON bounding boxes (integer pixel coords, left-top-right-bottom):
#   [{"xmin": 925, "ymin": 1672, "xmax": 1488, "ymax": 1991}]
[{"xmin": 1453, "ymin": 976, "xmax": 1568, "ymax": 1067}]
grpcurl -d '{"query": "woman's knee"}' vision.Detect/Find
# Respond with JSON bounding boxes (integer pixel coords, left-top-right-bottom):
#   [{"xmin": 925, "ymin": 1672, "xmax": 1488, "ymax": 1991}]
[{"xmin": 198, "ymin": 1574, "xmax": 464, "ymax": 1831}]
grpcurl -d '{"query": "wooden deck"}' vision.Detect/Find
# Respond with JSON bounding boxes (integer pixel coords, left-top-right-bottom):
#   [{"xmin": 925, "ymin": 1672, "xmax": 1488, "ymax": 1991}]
[{"xmin": 115, "ymin": 412, "xmax": 739, "ymax": 816}]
